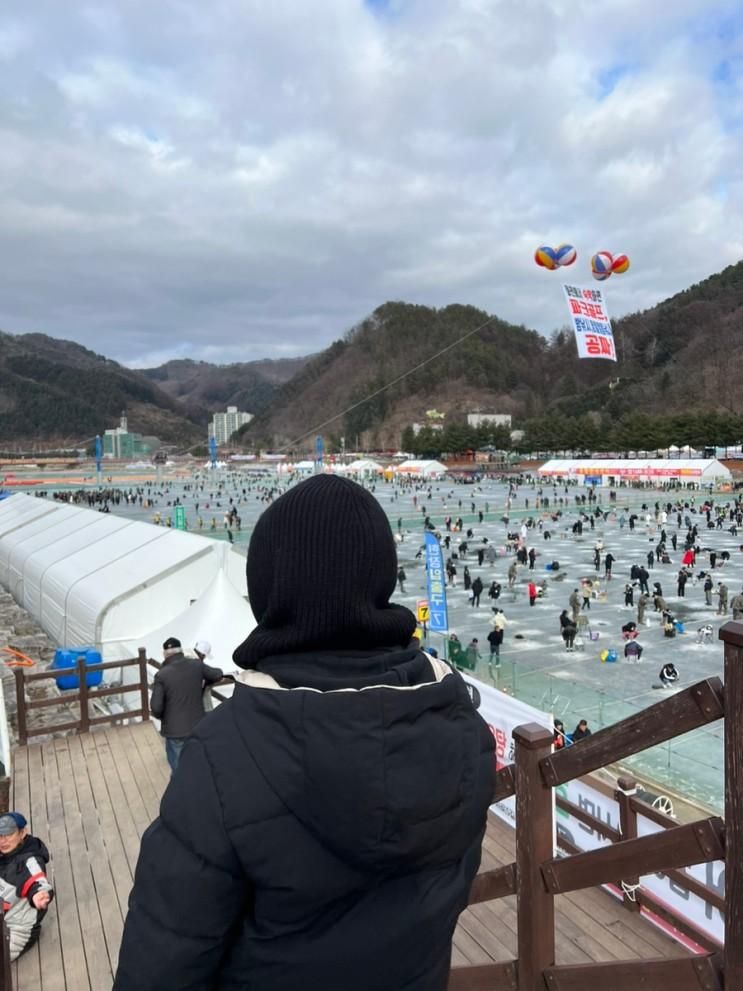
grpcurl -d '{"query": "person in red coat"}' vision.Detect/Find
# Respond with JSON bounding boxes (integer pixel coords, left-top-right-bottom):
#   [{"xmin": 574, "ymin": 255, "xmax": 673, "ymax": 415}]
[{"xmin": 528, "ymin": 581, "xmax": 538, "ymax": 606}]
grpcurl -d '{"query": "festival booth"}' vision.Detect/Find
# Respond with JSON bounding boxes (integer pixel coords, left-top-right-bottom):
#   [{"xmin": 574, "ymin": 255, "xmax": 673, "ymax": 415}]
[
  {"xmin": 538, "ymin": 458, "xmax": 732, "ymax": 487},
  {"xmin": 343, "ymin": 459, "xmax": 384, "ymax": 476},
  {"xmin": 395, "ymin": 459, "xmax": 448, "ymax": 478},
  {"xmin": 0, "ymin": 494, "xmax": 252, "ymax": 672}
]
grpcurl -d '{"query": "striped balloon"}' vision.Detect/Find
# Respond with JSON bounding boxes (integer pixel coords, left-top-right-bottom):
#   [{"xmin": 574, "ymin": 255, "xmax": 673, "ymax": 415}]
[
  {"xmin": 591, "ymin": 251, "xmax": 614, "ymax": 281},
  {"xmin": 535, "ymin": 246, "xmax": 559, "ymax": 270},
  {"xmin": 555, "ymin": 244, "xmax": 577, "ymax": 267},
  {"xmin": 612, "ymin": 254, "xmax": 630, "ymax": 274}
]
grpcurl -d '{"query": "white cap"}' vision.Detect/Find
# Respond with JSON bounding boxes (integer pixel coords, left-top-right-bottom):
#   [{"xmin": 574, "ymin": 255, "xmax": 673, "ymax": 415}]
[{"xmin": 194, "ymin": 640, "xmax": 212, "ymax": 657}]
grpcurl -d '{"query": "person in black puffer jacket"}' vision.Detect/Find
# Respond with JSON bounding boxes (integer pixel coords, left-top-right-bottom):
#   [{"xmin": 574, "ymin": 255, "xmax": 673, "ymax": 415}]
[{"xmin": 114, "ymin": 474, "xmax": 494, "ymax": 991}]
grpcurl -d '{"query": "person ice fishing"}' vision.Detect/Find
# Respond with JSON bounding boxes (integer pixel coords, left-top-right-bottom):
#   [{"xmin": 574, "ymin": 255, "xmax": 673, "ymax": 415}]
[
  {"xmin": 559, "ymin": 610, "xmax": 577, "ymax": 651},
  {"xmin": 718, "ymin": 582, "xmax": 729, "ymax": 615},
  {"xmin": 569, "ymin": 588, "xmax": 581, "ymax": 623},
  {"xmin": 637, "ymin": 592, "xmax": 649, "ymax": 626},
  {"xmin": 114, "ymin": 475, "xmax": 494, "ymax": 991},
  {"xmin": 487, "ymin": 626, "xmax": 503, "ymax": 670},
  {"xmin": 470, "ymin": 575, "xmax": 483, "ymax": 607}
]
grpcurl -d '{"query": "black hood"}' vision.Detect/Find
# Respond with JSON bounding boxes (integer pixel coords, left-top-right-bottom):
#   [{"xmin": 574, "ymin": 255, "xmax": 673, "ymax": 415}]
[
  {"xmin": 232, "ymin": 475, "xmax": 416, "ymax": 669},
  {"xmin": 229, "ymin": 648, "xmax": 494, "ymax": 873}
]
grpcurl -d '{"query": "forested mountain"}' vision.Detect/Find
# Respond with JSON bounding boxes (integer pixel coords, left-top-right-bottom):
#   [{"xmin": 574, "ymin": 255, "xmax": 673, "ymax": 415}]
[
  {"xmin": 1, "ymin": 259, "xmax": 741, "ymax": 451},
  {"xmin": 0, "ymin": 333, "xmax": 203, "ymax": 444},
  {"xmin": 141, "ymin": 356, "xmax": 309, "ymax": 421},
  {"xmin": 238, "ymin": 261, "xmax": 743, "ymax": 452}
]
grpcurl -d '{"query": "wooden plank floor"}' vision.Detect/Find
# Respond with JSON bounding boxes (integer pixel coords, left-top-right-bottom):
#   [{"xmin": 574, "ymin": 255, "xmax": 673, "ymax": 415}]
[{"xmin": 10, "ymin": 723, "xmax": 686, "ymax": 990}]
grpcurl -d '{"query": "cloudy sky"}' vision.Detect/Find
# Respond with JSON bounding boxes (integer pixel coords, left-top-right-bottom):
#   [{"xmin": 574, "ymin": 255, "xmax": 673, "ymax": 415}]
[{"xmin": 0, "ymin": 0, "xmax": 741, "ymax": 366}]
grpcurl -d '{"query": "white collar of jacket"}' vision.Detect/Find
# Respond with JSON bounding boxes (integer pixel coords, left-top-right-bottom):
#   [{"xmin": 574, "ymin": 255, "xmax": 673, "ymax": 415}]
[{"xmin": 234, "ymin": 656, "xmax": 453, "ymax": 694}]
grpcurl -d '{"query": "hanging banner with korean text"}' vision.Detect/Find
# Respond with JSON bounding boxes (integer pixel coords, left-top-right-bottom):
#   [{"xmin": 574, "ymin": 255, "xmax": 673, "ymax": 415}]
[
  {"xmin": 424, "ymin": 532, "xmax": 448, "ymax": 632},
  {"xmin": 563, "ymin": 284, "xmax": 617, "ymax": 361}
]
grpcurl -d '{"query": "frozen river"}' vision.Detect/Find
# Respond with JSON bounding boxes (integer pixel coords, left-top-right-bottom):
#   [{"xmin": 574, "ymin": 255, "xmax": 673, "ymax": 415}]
[{"xmin": 33, "ymin": 468, "xmax": 739, "ymax": 813}]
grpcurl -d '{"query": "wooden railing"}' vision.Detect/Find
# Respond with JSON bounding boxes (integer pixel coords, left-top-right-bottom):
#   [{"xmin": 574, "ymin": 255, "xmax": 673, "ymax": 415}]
[
  {"xmin": 553, "ymin": 773, "xmax": 726, "ymax": 952},
  {"xmin": 14, "ymin": 649, "xmax": 150, "ymax": 746},
  {"xmin": 448, "ymin": 620, "xmax": 743, "ymax": 990}
]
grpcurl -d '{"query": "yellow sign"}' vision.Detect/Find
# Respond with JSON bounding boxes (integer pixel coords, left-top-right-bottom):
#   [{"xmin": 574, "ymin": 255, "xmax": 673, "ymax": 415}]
[{"xmin": 417, "ymin": 600, "xmax": 430, "ymax": 624}]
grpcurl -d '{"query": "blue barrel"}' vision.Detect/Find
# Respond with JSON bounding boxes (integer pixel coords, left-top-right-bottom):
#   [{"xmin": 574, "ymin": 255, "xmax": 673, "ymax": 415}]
[{"xmin": 51, "ymin": 648, "xmax": 103, "ymax": 691}]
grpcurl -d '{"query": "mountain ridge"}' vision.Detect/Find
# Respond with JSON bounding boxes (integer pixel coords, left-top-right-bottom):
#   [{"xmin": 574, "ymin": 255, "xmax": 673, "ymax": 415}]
[{"xmin": 0, "ymin": 258, "xmax": 740, "ymax": 448}]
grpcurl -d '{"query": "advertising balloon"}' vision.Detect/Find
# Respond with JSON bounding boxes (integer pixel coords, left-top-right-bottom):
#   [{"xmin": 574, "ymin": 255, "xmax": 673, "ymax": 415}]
[
  {"xmin": 591, "ymin": 251, "xmax": 614, "ymax": 281},
  {"xmin": 555, "ymin": 244, "xmax": 577, "ymax": 267},
  {"xmin": 611, "ymin": 254, "xmax": 630, "ymax": 274},
  {"xmin": 535, "ymin": 246, "xmax": 559, "ymax": 270}
]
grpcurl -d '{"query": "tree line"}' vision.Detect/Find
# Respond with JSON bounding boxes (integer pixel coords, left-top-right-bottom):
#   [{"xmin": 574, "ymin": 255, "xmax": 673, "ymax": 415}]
[{"xmin": 400, "ymin": 411, "xmax": 742, "ymax": 459}]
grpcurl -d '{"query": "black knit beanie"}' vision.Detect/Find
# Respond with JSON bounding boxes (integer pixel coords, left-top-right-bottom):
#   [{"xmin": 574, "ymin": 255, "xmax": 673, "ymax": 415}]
[{"xmin": 232, "ymin": 474, "xmax": 416, "ymax": 668}]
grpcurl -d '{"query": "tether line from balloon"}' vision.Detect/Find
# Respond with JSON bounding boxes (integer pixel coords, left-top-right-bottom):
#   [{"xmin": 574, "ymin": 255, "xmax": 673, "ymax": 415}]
[{"xmin": 273, "ymin": 313, "xmax": 502, "ymax": 454}]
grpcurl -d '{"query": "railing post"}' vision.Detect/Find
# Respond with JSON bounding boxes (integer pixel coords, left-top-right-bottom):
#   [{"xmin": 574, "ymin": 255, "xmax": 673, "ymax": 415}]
[
  {"xmin": 138, "ymin": 648, "xmax": 150, "ymax": 722},
  {"xmin": 77, "ymin": 657, "xmax": 89, "ymax": 735},
  {"xmin": 721, "ymin": 622, "xmax": 743, "ymax": 986},
  {"xmin": 14, "ymin": 667, "xmax": 27, "ymax": 747},
  {"xmin": 616, "ymin": 775, "xmax": 640, "ymax": 912},
  {"xmin": 513, "ymin": 722, "xmax": 555, "ymax": 991}
]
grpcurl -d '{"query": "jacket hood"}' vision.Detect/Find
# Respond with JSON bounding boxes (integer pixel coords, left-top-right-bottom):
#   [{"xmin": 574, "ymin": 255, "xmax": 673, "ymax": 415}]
[
  {"xmin": 233, "ymin": 476, "xmax": 416, "ymax": 668},
  {"xmin": 229, "ymin": 648, "xmax": 493, "ymax": 873},
  {"xmin": 0, "ymin": 835, "xmax": 49, "ymax": 866}
]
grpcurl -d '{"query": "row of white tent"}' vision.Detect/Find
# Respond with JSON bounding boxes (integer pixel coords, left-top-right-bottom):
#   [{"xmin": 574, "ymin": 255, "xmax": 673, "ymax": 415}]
[
  {"xmin": 538, "ymin": 458, "xmax": 732, "ymax": 483},
  {"xmin": 276, "ymin": 459, "xmax": 448, "ymax": 477},
  {"xmin": 0, "ymin": 494, "xmax": 256, "ymax": 674}
]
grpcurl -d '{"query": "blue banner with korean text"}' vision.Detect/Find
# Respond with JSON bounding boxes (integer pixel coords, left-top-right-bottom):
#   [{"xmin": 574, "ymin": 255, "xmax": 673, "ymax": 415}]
[{"xmin": 424, "ymin": 532, "xmax": 449, "ymax": 633}]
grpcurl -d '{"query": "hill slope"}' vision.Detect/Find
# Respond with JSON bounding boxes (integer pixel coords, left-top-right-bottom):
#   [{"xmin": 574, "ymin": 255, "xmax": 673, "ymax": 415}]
[
  {"xmin": 241, "ymin": 302, "xmax": 548, "ymax": 448},
  {"xmin": 0, "ymin": 333, "xmax": 202, "ymax": 445},
  {"xmin": 141, "ymin": 356, "xmax": 310, "ymax": 421},
  {"xmin": 241, "ymin": 261, "xmax": 743, "ymax": 449}
]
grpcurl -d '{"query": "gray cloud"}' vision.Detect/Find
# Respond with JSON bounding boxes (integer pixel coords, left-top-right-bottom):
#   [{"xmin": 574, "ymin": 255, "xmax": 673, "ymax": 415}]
[{"xmin": 0, "ymin": 0, "xmax": 740, "ymax": 366}]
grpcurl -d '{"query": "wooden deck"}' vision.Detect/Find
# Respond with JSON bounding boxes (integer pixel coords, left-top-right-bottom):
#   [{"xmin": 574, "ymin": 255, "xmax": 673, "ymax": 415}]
[{"xmin": 10, "ymin": 722, "xmax": 687, "ymax": 991}]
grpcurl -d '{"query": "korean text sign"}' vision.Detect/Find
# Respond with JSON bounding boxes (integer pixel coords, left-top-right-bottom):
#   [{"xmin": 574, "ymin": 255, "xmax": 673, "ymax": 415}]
[
  {"xmin": 424, "ymin": 532, "xmax": 448, "ymax": 632},
  {"xmin": 563, "ymin": 284, "xmax": 617, "ymax": 362}
]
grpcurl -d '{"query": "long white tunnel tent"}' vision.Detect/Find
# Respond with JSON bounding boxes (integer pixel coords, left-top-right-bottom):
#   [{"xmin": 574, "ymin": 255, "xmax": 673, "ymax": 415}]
[{"xmin": 0, "ymin": 495, "xmax": 255, "ymax": 667}]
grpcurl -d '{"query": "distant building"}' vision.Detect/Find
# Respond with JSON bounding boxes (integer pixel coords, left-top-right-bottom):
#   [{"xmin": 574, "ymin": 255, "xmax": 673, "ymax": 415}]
[
  {"xmin": 412, "ymin": 422, "xmax": 443, "ymax": 435},
  {"xmin": 209, "ymin": 406, "xmax": 254, "ymax": 446},
  {"xmin": 102, "ymin": 412, "xmax": 159, "ymax": 459},
  {"xmin": 467, "ymin": 413, "xmax": 512, "ymax": 429}
]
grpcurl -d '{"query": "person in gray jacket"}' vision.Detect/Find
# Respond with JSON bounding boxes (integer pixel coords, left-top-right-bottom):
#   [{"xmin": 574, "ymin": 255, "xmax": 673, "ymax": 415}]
[{"xmin": 151, "ymin": 636, "xmax": 223, "ymax": 772}]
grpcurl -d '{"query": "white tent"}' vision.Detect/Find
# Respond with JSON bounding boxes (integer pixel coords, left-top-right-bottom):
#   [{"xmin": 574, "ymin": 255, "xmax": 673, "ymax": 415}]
[
  {"xmin": 345, "ymin": 459, "xmax": 384, "ymax": 474},
  {"xmin": 0, "ymin": 494, "xmax": 252, "ymax": 660},
  {"xmin": 395, "ymin": 459, "xmax": 448, "ymax": 477},
  {"xmin": 538, "ymin": 458, "xmax": 732, "ymax": 485},
  {"xmin": 112, "ymin": 569, "xmax": 254, "ymax": 677}
]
